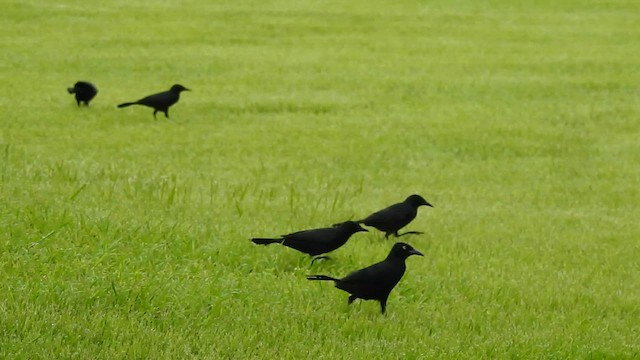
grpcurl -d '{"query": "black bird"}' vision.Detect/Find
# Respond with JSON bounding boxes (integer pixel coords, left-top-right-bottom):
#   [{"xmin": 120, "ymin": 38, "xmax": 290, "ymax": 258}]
[
  {"xmin": 307, "ymin": 242, "xmax": 423, "ymax": 314},
  {"xmin": 117, "ymin": 84, "xmax": 190, "ymax": 119},
  {"xmin": 251, "ymin": 221, "xmax": 368, "ymax": 264},
  {"xmin": 67, "ymin": 81, "xmax": 98, "ymax": 106},
  {"xmin": 357, "ymin": 194, "xmax": 433, "ymax": 238}
]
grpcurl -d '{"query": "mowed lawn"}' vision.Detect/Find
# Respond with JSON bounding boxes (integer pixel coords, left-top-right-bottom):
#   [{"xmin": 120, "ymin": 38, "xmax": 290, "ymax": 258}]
[{"xmin": 1, "ymin": 0, "xmax": 640, "ymax": 358}]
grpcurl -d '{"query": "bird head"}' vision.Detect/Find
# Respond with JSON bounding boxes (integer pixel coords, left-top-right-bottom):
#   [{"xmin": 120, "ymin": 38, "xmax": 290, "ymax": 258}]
[
  {"xmin": 170, "ymin": 84, "xmax": 190, "ymax": 93},
  {"xmin": 390, "ymin": 242, "xmax": 424, "ymax": 259},
  {"xmin": 405, "ymin": 194, "xmax": 432, "ymax": 208}
]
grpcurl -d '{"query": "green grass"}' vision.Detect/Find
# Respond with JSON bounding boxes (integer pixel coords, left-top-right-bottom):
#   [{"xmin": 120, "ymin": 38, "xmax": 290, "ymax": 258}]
[{"xmin": 2, "ymin": 0, "xmax": 640, "ymax": 358}]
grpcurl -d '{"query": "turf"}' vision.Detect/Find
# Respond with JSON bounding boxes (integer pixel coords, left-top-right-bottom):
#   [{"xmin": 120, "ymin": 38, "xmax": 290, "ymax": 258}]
[{"xmin": 1, "ymin": 0, "xmax": 640, "ymax": 358}]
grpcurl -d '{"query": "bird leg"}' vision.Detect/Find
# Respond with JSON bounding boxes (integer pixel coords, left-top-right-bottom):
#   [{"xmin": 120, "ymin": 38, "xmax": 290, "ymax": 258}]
[
  {"xmin": 163, "ymin": 110, "xmax": 169, "ymax": 118},
  {"xmin": 310, "ymin": 255, "xmax": 331, "ymax": 265},
  {"xmin": 153, "ymin": 110, "xmax": 158, "ymax": 120},
  {"xmin": 348, "ymin": 295, "xmax": 357, "ymax": 305},
  {"xmin": 380, "ymin": 299, "xmax": 387, "ymax": 314}
]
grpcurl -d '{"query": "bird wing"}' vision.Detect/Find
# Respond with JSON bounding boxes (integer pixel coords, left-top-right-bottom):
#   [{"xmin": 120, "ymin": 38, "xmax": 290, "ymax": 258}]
[
  {"xmin": 336, "ymin": 258, "xmax": 407, "ymax": 300},
  {"xmin": 279, "ymin": 227, "xmax": 339, "ymax": 255},
  {"xmin": 76, "ymin": 82, "xmax": 96, "ymax": 92},
  {"xmin": 137, "ymin": 91, "xmax": 175, "ymax": 108},
  {"xmin": 363, "ymin": 203, "xmax": 412, "ymax": 228},
  {"xmin": 281, "ymin": 227, "xmax": 335, "ymax": 242}
]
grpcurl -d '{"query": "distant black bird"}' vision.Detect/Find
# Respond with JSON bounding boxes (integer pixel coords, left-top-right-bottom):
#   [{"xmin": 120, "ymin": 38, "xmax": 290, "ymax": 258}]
[
  {"xmin": 251, "ymin": 221, "xmax": 368, "ymax": 264},
  {"xmin": 357, "ymin": 194, "xmax": 433, "ymax": 238},
  {"xmin": 307, "ymin": 242, "xmax": 423, "ymax": 314},
  {"xmin": 67, "ymin": 81, "xmax": 98, "ymax": 106},
  {"xmin": 117, "ymin": 84, "xmax": 190, "ymax": 119}
]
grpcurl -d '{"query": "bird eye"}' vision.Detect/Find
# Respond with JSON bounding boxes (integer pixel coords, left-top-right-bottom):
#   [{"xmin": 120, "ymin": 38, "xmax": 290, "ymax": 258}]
[{"xmin": 402, "ymin": 245, "xmax": 408, "ymax": 250}]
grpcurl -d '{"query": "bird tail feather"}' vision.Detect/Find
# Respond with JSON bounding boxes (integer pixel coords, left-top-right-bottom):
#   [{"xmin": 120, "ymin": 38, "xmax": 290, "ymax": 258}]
[
  {"xmin": 117, "ymin": 102, "xmax": 136, "ymax": 108},
  {"xmin": 306, "ymin": 275, "xmax": 339, "ymax": 282},
  {"xmin": 251, "ymin": 238, "xmax": 282, "ymax": 245},
  {"xmin": 67, "ymin": 87, "xmax": 75, "ymax": 94}
]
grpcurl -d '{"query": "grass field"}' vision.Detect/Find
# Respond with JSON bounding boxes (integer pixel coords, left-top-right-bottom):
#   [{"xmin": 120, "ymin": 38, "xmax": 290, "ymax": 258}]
[{"xmin": 2, "ymin": 0, "xmax": 640, "ymax": 358}]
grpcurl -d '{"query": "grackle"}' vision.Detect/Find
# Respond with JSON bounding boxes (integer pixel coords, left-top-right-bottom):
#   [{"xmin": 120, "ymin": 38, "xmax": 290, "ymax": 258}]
[
  {"xmin": 357, "ymin": 194, "xmax": 432, "ymax": 238},
  {"xmin": 67, "ymin": 81, "xmax": 98, "ymax": 106},
  {"xmin": 117, "ymin": 84, "xmax": 189, "ymax": 119},
  {"xmin": 251, "ymin": 221, "xmax": 367, "ymax": 264},
  {"xmin": 307, "ymin": 242, "xmax": 423, "ymax": 314}
]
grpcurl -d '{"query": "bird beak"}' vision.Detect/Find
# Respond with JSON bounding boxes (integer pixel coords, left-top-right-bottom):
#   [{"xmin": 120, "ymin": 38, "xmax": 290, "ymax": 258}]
[
  {"xmin": 424, "ymin": 201, "xmax": 433, "ymax": 208},
  {"xmin": 410, "ymin": 249, "xmax": 424, "ymax": 256},
  {"xmin": 185, "ymin": 88, "xmax": 191, "ymax": 91},
  {"xmin": 358, "ymin": 227, "xmax": 369, "ymax": 233}
]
